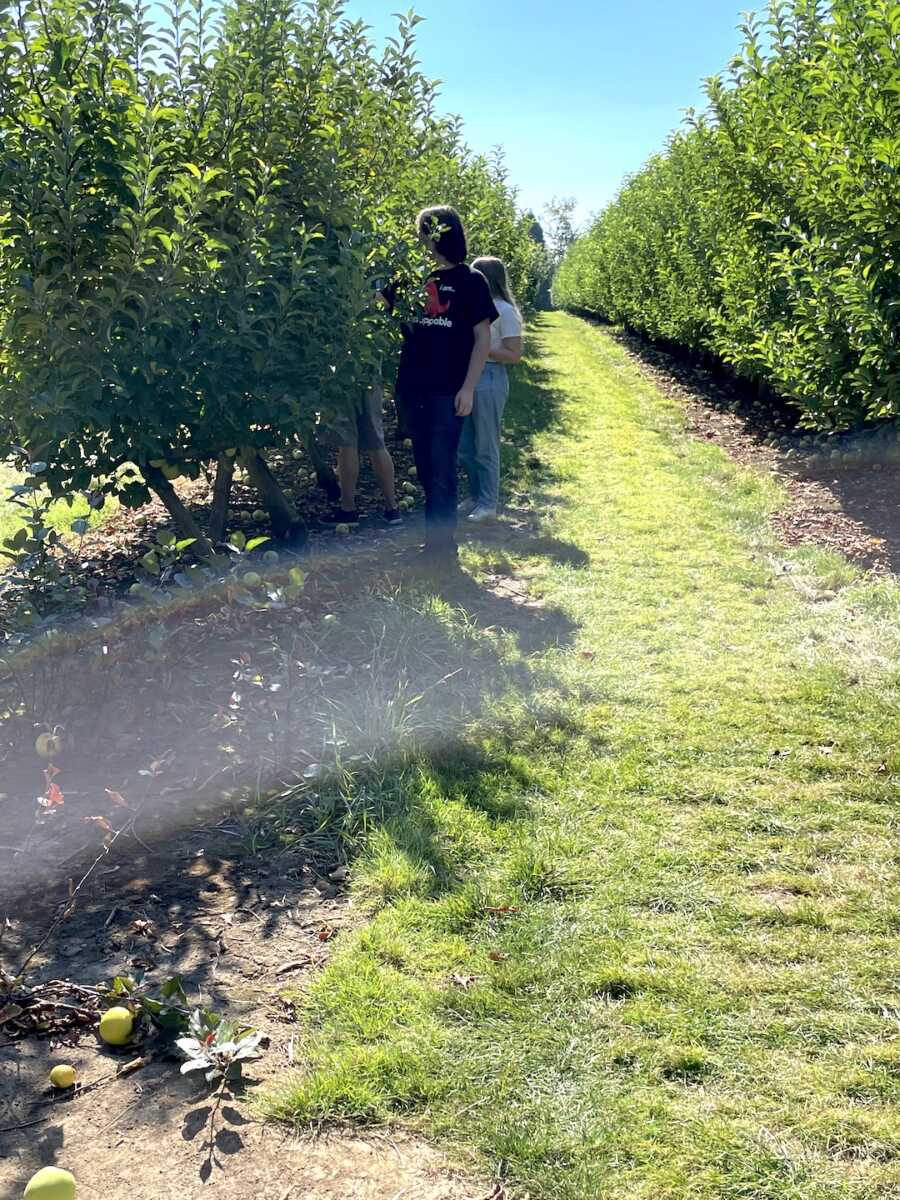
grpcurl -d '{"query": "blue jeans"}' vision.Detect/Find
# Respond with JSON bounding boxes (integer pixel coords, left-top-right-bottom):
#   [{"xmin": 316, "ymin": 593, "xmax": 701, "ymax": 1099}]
[
  {"xmin": 404, "ymin": 391, "xmax": 464, "ymax": 549},
  {"xmin": 459, "ymin": 362, "xmax": 508, "ymax": 509}
]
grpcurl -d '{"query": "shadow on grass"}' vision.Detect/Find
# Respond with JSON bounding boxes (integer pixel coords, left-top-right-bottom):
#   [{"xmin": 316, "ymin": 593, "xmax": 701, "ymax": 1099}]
[{"xmin": 0, "ymin": 323, "xmax": 602, "ymax": 1180}]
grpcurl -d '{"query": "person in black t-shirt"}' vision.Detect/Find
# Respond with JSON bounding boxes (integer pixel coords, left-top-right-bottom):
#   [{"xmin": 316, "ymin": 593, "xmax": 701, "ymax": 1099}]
[{"xmin": 389, "ymin": 206, "xmax": 497, "ymax": 563}]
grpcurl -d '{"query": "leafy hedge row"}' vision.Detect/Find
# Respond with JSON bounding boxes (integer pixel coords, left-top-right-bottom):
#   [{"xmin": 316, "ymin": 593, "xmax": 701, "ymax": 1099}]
[
  {"xmin": 0, "ymin": 0, "xmax": 546, "ymax": 551},
  {"xmin": 554, "ymin": 0, "xmax": 900, "ymax": 431}
]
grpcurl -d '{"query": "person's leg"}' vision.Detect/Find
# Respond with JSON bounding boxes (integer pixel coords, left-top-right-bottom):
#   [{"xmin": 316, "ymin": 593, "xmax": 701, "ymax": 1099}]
[
  {"xmin": 407, "ymin": 393, "xmax": 432, "ymax": 520},
  {"xmin": 424, "ymin": 395, "xmax": 463, "ymax": 552},
  {"xmin": 337, "ymin": 445, "xmax": 360, "ymax": 512},
  {"xmin": 457, "ymin": 414, "xmax": 478, "ymax": 506},
  {"xmin": 368, "ymin": 448, "xmax": 397, "ymax": 509},
  {"xmin": 358, "ymin": 384, "xmax": 399, "ymax": 515},
  {"xmin": 393, "ymin": 389, "xmax": 412, "ymax": 442},
  {"xmin": 469, "ymin": 364, "xmax": 508, "ymax": 514},
  {"xmin": 322, "ymin": 405, "xmax": 361, "ymax": 522}
]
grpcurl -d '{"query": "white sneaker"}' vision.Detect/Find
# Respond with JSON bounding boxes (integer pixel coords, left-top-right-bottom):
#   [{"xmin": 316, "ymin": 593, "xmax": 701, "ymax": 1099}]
[
  {"xmin": 457, "ymin": 498, "xmax": 476, "ymax": 515},
  {"xmin": 467, "ymin": 505, "xmax": 497, "ymax": 523}
]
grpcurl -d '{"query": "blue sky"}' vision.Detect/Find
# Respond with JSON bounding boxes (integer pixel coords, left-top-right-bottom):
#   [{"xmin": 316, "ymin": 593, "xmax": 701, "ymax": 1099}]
[{"xmin": 343, "ymin": 0, "xmax": 753, "ymax": 230}]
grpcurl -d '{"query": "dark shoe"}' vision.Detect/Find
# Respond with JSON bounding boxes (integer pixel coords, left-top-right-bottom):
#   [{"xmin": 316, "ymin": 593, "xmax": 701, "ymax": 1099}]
[
  {"xmin": 383, "ymin": 508, "xmax": 403, "ymax": 526},
  {"xmin": 323, "ymin": 507, "xmax": 359, "ymax": 526}
]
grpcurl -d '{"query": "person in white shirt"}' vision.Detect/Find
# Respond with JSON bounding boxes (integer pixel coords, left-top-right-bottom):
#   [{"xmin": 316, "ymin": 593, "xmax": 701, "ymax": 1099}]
[{"xmin": 458, "ymin": 257, "xmax": 523, "ymax": 521}]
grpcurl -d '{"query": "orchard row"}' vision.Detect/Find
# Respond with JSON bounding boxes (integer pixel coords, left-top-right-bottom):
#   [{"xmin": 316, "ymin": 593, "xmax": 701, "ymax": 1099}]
[
  {"xmin": 555, "ymin": 0, "xmax": 900, "ymax": 432},
  {"xmin": 0, "ymin": 0, "xmax": 547, "ymax": 562}
]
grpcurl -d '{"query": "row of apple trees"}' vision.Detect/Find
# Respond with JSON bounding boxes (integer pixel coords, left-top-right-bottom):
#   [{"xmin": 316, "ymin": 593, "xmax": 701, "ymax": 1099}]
[
  {"xmin": 0, "ymin": 0, "xmax": 546, "ymax": 572},
  {"xmin": 554, "ymin": 0, "xmax": 900, "ymax": 432}
]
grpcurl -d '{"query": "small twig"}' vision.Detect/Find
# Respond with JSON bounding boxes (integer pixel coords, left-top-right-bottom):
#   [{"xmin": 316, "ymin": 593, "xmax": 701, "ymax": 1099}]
[
  {"xmin": 199, "ymin": 1075, "xmax": 230, "ymax": 1179},
  {"xmin": 31, "ymin": 1070, "xmax": 119, "ymax": 1109},
  {"xmin": 11, "ymin": 807, "xmax": 143, "ymax": 984},
  {"xmin": 93, "ymin": 1095, "xmax": 142, "ymax": 1140},
  {"xmin": 0, "ymin": 1114, "xmax": 51, "ymax": 1134},
  {"xmin": 274, "ymin": 956, "xmax": 312, "ymax": 976},
  {"xmin": 42, "ymin": 981, "xmax": 104, "ymax": 998},
  {"xmin": 118, "ymin": 1053, "xmax": 153, "ymax": 1077}
]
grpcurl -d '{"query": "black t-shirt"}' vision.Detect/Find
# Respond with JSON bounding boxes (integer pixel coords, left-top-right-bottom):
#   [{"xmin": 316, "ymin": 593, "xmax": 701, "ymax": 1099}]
[{"xmin": 393, "ymin": 265, "xmax": 498, "ymax": 397}]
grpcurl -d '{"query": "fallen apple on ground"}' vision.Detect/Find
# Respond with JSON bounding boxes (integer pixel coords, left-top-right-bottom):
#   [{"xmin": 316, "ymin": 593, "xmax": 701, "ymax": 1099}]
[
  {"xmin": 24, "ymin": 1167, "xmax": 76, "ymax": 1199},
  {"xmin": 99, "ymin": 1006, "xmax": 134, "ymax": 1046},
  {"xmin": 35, "ymin": 733, "xmax": 62, "ymax": 759}
]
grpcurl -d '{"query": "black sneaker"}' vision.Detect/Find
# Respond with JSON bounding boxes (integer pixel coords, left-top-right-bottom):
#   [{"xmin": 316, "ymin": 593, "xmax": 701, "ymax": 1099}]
[
  {"xmin": 323, "ymin": 507, "xmax": 359, "ymax": 525},
  {"xmin": 384, "ymin": 508, "xmax": 403, "ymax": 526}
]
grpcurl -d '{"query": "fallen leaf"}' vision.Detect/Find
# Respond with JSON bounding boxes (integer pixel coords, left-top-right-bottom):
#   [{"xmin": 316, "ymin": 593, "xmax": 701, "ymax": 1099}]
[
  {"xmin": 484, "ymin": 906, "xmax": 520, "ymax": 916},
  {"xmin": 450, "ymin": 973, "xmax": 478, "ymax": 990},
  {"xmin": 130, "ymin": 919, "xmax": 156, "ymax": 939},
  {"xmin": 488, "ymin": 951, "xmax": 509, "ymax": 963},
  {"xmin": 45, "ymin": 782, "xmax": 65, "ymax": 807},
  {"xmin": 317, "ymin": 926, "xmax": 335, "ymax": 942}
]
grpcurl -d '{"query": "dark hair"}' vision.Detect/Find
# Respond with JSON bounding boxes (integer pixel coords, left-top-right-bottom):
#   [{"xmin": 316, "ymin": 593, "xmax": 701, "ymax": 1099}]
[{"xmin": 417, "ymin": 206, "xmax": 468, "ymax": 264}]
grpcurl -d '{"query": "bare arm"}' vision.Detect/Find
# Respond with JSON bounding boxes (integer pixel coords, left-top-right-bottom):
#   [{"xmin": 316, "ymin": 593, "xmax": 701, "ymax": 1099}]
[
  {"xmin": 455, "ymin": 320, "xmax": 492, "ymax": 417},
  {"xmin": 489, "ymin": 335, "xmax": 523, "ymax": 365}
]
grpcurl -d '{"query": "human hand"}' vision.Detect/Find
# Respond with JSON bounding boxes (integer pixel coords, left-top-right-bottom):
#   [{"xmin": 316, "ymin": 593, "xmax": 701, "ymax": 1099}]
[{"xmin": 455, "ymin": 387, "xmax": 474, "ymax": 417}]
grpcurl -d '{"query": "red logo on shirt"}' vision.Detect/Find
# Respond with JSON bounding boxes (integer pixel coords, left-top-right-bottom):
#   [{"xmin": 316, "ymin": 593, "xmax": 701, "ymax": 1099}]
[{"xmin": 424, "ymin": 280, "xmax": 451, "ymax": 317}]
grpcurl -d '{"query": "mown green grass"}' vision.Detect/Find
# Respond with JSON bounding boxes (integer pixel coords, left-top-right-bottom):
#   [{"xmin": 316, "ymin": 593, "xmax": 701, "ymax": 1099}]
[
  {"xmin": 265, "ymin": 313, "xmax": 900, "ymax": 1199},
  {"xmin": 0, "ymin": 463, "xmax": 100, "ymax": 550}
]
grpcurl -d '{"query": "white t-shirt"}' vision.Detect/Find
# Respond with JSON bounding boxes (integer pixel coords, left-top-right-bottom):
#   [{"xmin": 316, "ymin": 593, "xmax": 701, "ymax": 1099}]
[{"xmin": 490, "ymin": 299, "xmax": 523, "ymax": 353}]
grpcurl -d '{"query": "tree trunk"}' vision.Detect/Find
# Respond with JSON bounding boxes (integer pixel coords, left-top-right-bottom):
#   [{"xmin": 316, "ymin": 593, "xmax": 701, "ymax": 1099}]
[
  {"xmin": 241, "ymin": 448, "xmax": 305, "ymax": 543},
  {"xmin": 208, "ymin": 454, "xmax": 235, "ymax": 544},
  {"xmin": 143, "ymin": 466, "xmax": 216, "ymax": 562},
  {"xmin": 300, "ymin": 430, "xmax": 340, "ymax": 502}
]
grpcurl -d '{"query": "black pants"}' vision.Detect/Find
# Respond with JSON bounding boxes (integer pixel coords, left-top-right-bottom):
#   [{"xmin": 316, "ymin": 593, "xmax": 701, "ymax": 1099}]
[{"xmin": 404, "ymin": 391, "xmax": 463, "ymax": 549}]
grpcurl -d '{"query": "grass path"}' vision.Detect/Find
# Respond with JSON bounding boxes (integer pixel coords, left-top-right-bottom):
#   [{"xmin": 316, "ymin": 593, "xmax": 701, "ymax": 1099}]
[{"xmin": 268, "ymin": 313, "xmax": 900, "ymax": 1199}]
